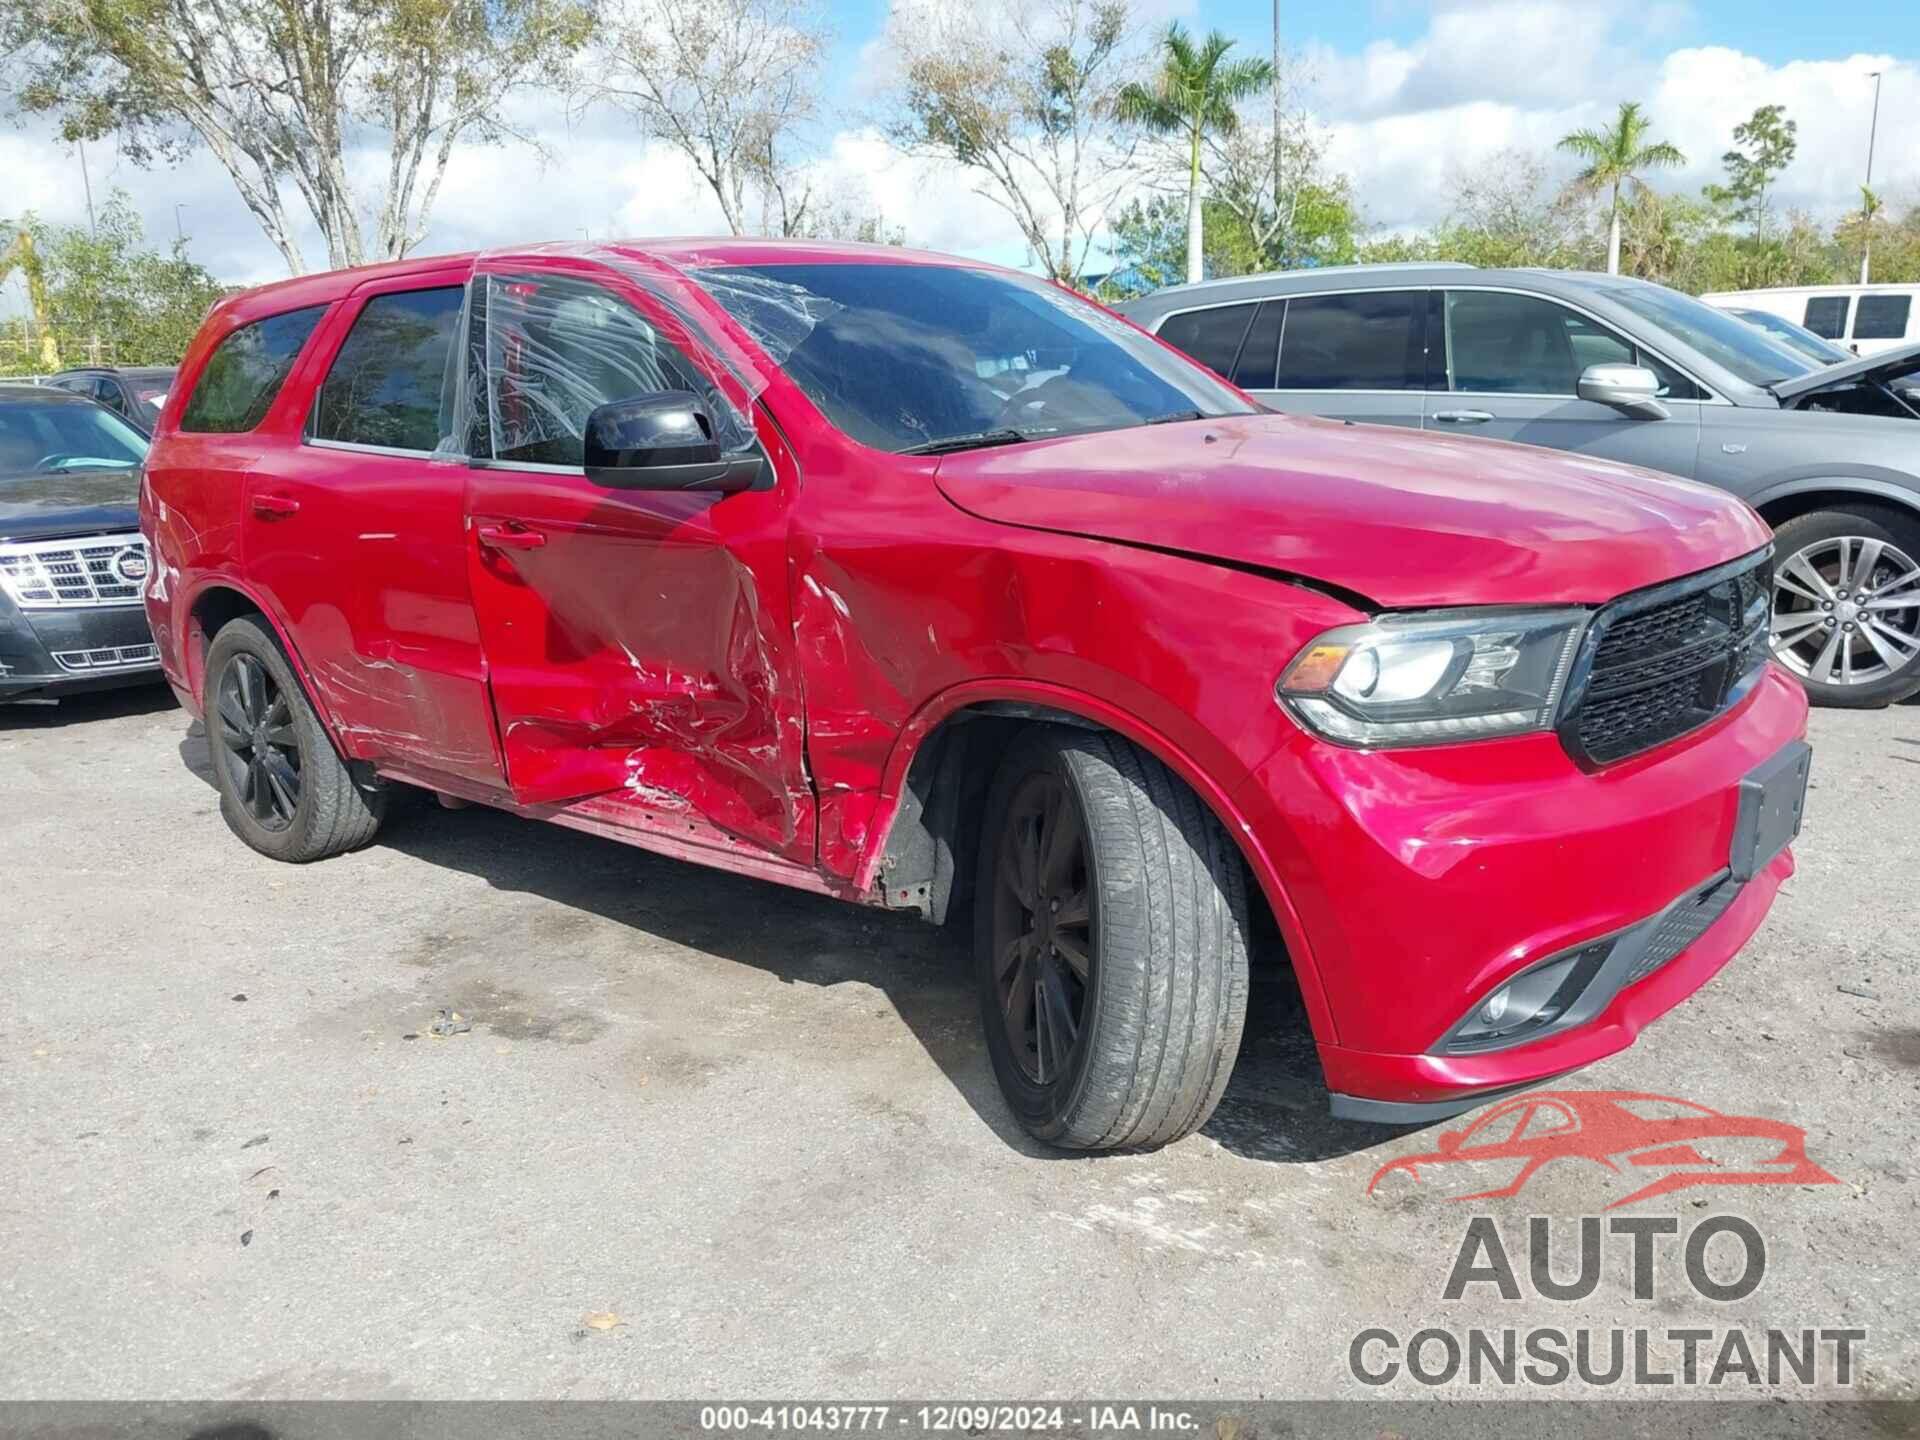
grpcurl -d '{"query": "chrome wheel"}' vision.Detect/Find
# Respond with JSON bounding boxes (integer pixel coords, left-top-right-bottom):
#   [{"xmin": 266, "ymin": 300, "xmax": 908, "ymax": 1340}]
[
  {"xmin": 215, "ymin": 653, "xmax": 302, "ymax": 832},
  {"xmin": 1772, "ymin": 536, "xmax": 1920, "ymax": 687}
]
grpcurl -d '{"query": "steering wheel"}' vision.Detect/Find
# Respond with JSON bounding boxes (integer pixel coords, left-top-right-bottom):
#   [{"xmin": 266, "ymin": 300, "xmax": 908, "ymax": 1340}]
[{"xmin": 31, "ymin": 453, "xmax": 83, "ymax": 473}]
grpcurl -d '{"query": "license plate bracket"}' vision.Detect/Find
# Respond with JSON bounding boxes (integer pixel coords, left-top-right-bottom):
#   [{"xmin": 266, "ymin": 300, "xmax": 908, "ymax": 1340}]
[{"xmin": 1730, "ymin": 740, "xmax": 1811, "ymax": 883}]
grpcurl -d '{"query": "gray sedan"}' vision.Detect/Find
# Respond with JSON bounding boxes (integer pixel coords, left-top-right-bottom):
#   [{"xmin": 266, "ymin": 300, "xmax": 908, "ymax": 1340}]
[{"xmin": 1120, "ymin": 265, "xmax": 1920, "ymax": 707}]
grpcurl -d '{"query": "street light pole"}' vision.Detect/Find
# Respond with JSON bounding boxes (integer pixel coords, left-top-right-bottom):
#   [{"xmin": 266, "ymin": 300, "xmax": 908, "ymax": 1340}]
[
  {"xmin": 174, "ymin": 204, "xmax": 187, "ymax": 246},
  {"xmin": 1272, "ymin": 0, "xmax": 1281, "ymax": 212},
  {"xmin": 1861, "ymin": 70, "xmax": 1882, "ymax": 285},
  {"xmin": 76, "ymin": 140, "xmax": 97, "ymax": 236}
]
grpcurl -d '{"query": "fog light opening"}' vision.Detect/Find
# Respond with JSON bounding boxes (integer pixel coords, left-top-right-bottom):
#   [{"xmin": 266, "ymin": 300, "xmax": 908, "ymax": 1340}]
[{"xmin": 1445, "ymin": 939, "xmax": 1616, "ymax": 1053}]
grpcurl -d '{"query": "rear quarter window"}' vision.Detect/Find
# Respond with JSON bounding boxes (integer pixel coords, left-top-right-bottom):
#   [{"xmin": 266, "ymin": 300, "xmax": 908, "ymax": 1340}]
[
  {"xmin": 1155, "ymin": 303, "xmax": 1257, "ymax": 381},
  {"xmin": 180, "ymin": 305, "xmax": 327, "ymax": 434}
]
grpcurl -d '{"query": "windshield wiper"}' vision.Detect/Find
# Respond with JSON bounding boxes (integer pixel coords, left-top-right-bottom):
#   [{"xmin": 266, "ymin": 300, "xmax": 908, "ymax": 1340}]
[
  {"xmin": 898, "ymin": 428, "xmax": 1031, "ymax": 456},
  {"xmin": 1143, "ymin": 408, "xmax": 1204, "ymax": 426}
]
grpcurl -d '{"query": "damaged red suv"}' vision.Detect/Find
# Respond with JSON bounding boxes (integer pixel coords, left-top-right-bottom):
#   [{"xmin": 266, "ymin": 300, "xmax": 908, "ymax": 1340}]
[{"xmin": 142, "ymin": 242, "xmax": 1810, "ymax": 1149}]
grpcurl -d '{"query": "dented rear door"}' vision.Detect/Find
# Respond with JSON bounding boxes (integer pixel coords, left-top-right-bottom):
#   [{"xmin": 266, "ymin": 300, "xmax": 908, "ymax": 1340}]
[{"xmin": 457, "ymin": 258, "xmax": 815, "ymax": 863}]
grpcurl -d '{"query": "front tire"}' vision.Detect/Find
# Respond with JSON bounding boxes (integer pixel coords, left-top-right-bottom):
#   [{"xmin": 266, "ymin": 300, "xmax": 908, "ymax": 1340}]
[
  {"xmin": 205, "ymin": 616, "xmax": 385, "ymax": 862},
  {"xmin": 974, "ymin": 728, "xmax": 1250, "ymax": 1151},
  {"xmin": 1771, "ymin": 506, "xmax": 1920, "ymax": 708}
]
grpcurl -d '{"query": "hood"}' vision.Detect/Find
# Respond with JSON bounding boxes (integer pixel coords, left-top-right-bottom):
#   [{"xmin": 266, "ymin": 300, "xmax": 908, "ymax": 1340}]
[
  {"xmin": 0, "ymin": 468, "xmax": 143, "ymax": 543},
  {"xmin": 933, "ymin": 414, "xmax": 1771, "ymax": 609},
  {"xmin": 1769, "ymin": 341, "xmax": 1920, "ymax": 403}
]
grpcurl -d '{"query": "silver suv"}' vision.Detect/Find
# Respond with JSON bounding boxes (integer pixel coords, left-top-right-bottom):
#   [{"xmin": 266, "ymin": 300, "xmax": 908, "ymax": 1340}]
[{"xmin": 1121, "ymin": 264, "xmax": 1920, "ymax": 707}]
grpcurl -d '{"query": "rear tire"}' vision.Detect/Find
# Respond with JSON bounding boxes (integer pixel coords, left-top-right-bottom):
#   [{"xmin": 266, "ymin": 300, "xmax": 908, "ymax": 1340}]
[
  {"xmin": 1770, "ymin": 506, "xmax": 1920, "ymax": 708},
  {"xmin": 974, "ymin": 727, "xmax": 1250, "ymax": 1151},
  {"xmin": 204, "ymin": 616, "xmax": 385, "ymax": 862}
]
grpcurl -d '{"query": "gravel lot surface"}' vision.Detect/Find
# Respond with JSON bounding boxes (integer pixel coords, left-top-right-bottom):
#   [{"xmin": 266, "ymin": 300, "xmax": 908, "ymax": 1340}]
[{"xmin": 3, "ymin": 686, "xmax": 1915, "ymax": 1408}]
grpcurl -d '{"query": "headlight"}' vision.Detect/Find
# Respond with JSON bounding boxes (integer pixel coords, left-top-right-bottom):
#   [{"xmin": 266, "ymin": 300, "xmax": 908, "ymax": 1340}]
[{"xmin": 1277, "ymin": 608, "xmax": 1588, "ymax": 747}]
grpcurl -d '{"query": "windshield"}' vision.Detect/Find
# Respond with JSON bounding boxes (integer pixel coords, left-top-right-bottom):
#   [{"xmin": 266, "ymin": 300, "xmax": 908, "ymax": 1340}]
[
  {"xmin": 1601, "ymin": 283, "xmax": 1819, "ymax": 389},
  {"xmin": 1732, "ymin": 310, "xmax": 1852, "ymax": 366},
  {"xmin": 692, "ymin": 262, "xmax": 1254, "ymax": 453},
  {"xmin": 0, "ymin": 399, "xmax": 149, "ymax": 480}
]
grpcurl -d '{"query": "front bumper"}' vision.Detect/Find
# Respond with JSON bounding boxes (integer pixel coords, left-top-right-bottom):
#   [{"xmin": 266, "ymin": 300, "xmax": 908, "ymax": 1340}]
[
  {"xmin": 0, "ymin": 598, "xmax": 161, "ymax": 700},
  {"xmin": 1233, "ymin": 663, "xmax": 1809, "ymax": 1116}
]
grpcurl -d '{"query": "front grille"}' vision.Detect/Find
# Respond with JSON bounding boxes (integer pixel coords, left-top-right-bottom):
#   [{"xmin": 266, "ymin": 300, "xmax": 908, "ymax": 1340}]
[
  {"xmin": 1558, "ymin": 550, "xmax": 1772, "ymax": 766},
  {"xmin": 51, "ymin": 643, "xmax": 159, "ymax": 673},
  {"xmin": 0, "ymin": 534, "xmax": 149, "ymax": 609},
  {"xmin": 1623, "ymin": 873, "xmax": 1745, "ymax": 985}
]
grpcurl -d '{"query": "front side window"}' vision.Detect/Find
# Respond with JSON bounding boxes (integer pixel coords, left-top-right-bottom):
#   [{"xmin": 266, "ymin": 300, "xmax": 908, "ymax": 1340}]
[
  {"xmin": 1853, "ymin": 295, "xmax": 1912, "ymax": 341},
  {"xmin": 1155, "ymin": 303, "xmax": 1256, "ymax": 382},
  {"xmin": 1803, "ymin": 296, "xmax": 1850, "ymax": 340},
  {"xmin": 311, "ymin": 287, "xmax": 463, "ymax": 453},
  {"xmin": 1274, "ymin": 291, "xmax": 1425, "ymax": 391},
  {"xmin": 181, "ymin": 306, "xmax": 327, "ymax": 433},
  {"xmin": 1444, "ymin": 291, "xmax": 1704, "ymax": 400},
  {"xmin": 695, "ymin": 262, "xmax": 1253, "ymax": 453},
  {"xmin": 1446, "ymin": 291, "xmax": 1591, "ymax": 394},
  {"xmin": 477, "ymin": 274, "xmax": 750, "ymax": 468}
]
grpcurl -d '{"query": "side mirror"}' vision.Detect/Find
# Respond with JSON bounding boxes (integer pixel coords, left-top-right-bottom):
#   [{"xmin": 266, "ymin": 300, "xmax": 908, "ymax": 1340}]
[
  {"xmin": 1577, "ymin": 363, "xmax": 1669, "ymax": 420},
  {"xmin": 583, "ymin": 391, "xmax": 764, "ymax": 492}
]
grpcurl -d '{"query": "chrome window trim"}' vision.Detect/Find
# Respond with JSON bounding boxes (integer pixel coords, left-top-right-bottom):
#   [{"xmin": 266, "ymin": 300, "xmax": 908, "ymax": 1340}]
[{"xmin": 304, "ymin": 436, "xmax": 443, "ymax": 460}]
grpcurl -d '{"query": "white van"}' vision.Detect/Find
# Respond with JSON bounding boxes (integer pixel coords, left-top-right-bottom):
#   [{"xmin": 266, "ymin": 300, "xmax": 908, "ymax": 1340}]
[{"xmin": 1703, "ymin": 284, "xmax": 1920, "ymax": 358}]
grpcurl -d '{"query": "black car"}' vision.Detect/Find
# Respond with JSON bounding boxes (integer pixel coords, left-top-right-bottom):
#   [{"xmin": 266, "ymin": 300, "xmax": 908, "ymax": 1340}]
[
  {"xmin": 0, "ymin": 384, "xmax": 161, "ymax": 701},
  {"xmin": 43, "ymin": 366, "xmax": 177, "ymax": 434}
]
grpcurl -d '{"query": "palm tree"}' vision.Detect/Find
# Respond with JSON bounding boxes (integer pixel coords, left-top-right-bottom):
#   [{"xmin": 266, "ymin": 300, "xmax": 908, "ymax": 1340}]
[
  {"xmin": 1557, "ymin": 101, "xmax": 1686, "ymax": 276},
  {"xmin": 1117, "ymin": 24, "xmax": 1274, "ymax": 286}
]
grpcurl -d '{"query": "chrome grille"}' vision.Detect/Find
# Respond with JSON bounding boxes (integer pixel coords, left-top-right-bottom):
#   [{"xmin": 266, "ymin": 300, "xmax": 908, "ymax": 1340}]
[
  {"xmin": 0, "ymin": 534, "xmax": 149, "ymax": 609},
  {"xmin": 51, "ymin": 643, "xmax": 159, "ymax": 673}
]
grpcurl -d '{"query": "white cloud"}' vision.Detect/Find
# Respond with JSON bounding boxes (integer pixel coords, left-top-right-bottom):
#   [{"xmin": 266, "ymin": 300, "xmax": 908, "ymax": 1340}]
[{"xmin": 1307, "ymin": 2, "xmax": 1916, "ymax": 236}]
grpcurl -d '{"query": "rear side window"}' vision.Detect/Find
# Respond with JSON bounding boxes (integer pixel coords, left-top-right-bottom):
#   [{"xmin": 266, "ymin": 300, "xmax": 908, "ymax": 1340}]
[
  {"xmin": 1803, "ymin": 296, "xmax": 1849, "ymax": 339},
  {"xmin": 1853, "ymin": 295, "xmax": 1912, "ymax": 341},
  {"xmin": 181, "ymin": 306, "xmax": 327, "ymax": 433},
  {"xmin": 311, "ymin": 287, "xmax": 463, "ymax": 452},
  {"xmin": 1155, "ymin": 303, "xmax": 1256, "ymax": 381},
  {"xmin": 1275, "ymin": 291, "xmax": 1425, "ymax": 390}
]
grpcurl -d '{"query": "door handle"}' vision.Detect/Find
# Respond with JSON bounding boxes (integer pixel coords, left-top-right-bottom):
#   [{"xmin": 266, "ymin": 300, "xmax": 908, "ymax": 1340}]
[
  {"xmin": 476, "ymin": 522, "xmax": 547, "ymax": 552},
  {"xmin": 1432, "ymin": 410, "xmax": 1494, "ymax": 424},
  {"xmin": 250, "ymin": 493, "xmax": 300, "ymax": 519}
]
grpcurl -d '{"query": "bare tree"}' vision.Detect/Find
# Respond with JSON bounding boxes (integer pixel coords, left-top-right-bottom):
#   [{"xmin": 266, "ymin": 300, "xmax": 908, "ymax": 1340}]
[
  {"xmin": 578, "ymin": 0, "xmax": 828, "ymax": 238},
  {"xmin": 1201, "ymin": 63, "xmax": 1335, "ymax": 269},
  {"xmin": 0, "ymin": 0, "xmax": 590, "ymax": 273},
  {"xmin": 877, "ymin": 0, "xmax": 1141, "ymax": 287}
]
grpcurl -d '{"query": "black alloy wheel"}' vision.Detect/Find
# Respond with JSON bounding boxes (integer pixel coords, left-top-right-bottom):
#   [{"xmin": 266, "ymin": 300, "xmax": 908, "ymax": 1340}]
[
  {"xmin": 215, "ymin": 652, "xmax": 302, "ymax": 832},
  {"xmin": 989, "ymin": 770, "xmax": 1095, "ymax": 1085}
]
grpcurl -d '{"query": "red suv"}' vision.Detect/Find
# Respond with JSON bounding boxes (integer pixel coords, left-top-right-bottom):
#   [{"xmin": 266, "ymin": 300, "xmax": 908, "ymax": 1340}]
[{"xmin": 141, "ymin": 242, "xmax": 1811, "ymax": 1150}]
